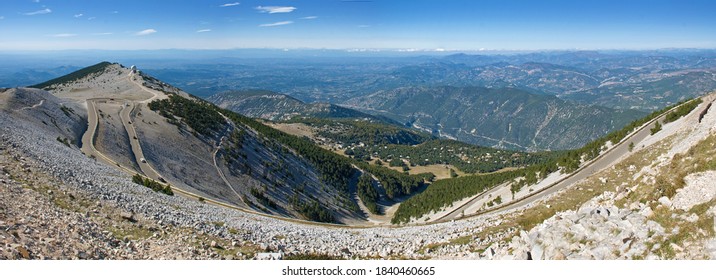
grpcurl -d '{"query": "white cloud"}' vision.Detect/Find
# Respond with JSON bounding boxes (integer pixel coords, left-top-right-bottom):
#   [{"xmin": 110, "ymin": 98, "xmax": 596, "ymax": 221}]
[
  {"xmin": 111, "ymin": 11, "xmax": 119, "ymax": 14},
  {"xmin": 74, "ymin": 13, "xmax": 83, "ymax": 18},
  {"xmin": 23, "ymin": 8, "xmax": 52, "ymax": 16},
  {"xmin": 220, "ymin": 2, "xmax": 240, "ymax": 7},
  {"xmin": 50, "ymin": 33, "xmax": 77, "ymax": 38},
  {"xmin": 300, "ymin": 16, "xmax": 317, "ymax": 20},
  {"xmin": 259, "ymin": 21, "xmax": 293, "ymax": 27},
  {"xmin": 196, "ymin": 29, "xmax": 212, "ymax": 33},
  {"xmin": 92, "ymin": 32, "xmax": 113, "ymax": 36},
  {"xmin": 255, "ymin": 6, "xmax": 296, "ymax": 14},
  {"xmin": 135, "ymin": 29, "xmax": 157, "ymax": 36},
  {"xmin": 87, "ymin": 17, "xmax": 96, "ymax": 20},
  {"xmin": 348, "ymin": 48, "xmax": 382, "ymax": 53},
  {"xmin": 33, "ymin": 0, "xmax": 41, "ymax": 2}
]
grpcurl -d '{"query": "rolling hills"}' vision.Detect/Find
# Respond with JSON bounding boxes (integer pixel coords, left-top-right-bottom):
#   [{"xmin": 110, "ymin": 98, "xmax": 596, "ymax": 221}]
[
  {"xmin": 343, "ymin": 86, "xmax": 642, "ymax": 151},
  {"xmin": 207, "ymin": 90, "xmax": 383, "ymax": 121}
]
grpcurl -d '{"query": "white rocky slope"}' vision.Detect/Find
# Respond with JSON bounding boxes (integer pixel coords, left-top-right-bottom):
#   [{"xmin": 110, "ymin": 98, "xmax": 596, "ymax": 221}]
[
  {"xmin": 0, "ymin": 88, "xmax": 496, "ymax": 259},
  {"xmin": 2, "ymin": 84, "xmax": 716, "ymax": 259},
  {"xmin": 28, "ymin": 62, "xmax": 370, "ymax": 223},
  {"xmin": 487, "ymin": 94, "xmax": 716, "ymax": 260}
]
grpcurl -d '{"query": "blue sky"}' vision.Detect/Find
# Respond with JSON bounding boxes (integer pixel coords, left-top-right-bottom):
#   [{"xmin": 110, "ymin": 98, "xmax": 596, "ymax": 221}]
[{"xmin": 0, "ymin": 0, "xmax": 714, "ymax": 51}]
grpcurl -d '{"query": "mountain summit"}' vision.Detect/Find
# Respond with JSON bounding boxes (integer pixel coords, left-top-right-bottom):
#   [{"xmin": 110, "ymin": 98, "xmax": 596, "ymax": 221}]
[{"xmin": 12, "ymin": 62, "xmax": 381, "ymax": 224}]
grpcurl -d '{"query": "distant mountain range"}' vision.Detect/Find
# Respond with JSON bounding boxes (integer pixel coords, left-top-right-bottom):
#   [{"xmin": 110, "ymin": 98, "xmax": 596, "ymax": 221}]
[
  {"xmin": 4, "ymin": 51, "xmax": 715, "ymax": 112},
  {"xmin": 206, "ymin": 85, "xmax": 645, "ymax": 151},
  {"xmin": 208, "ymin": 90, "xmax": 391, "ymax": 122},
  {"xmin": 384, "ymin": 59, "xmax": 716, "ymax": 111},
  {"xmin": 128, "ymin": 50, "xmax": 716, "ymax": 112},
  {"xmin": 342, "ymin": 86, "xmax": 642, "ymax": 151},
  {"xmin": 561, "ymin": 70, "xmax": 716, "ymax": 111}
]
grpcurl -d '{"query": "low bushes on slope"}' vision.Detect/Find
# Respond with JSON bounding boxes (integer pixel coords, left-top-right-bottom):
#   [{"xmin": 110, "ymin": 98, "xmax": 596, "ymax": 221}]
[
  {"xmin": 392, "ymin": 170, "xmax": 522, "ymax": 224},
  {"xmin": 132, "ymin": 174, "xmax": 173, "ymax": 196},
  {"xmin": 357, "ymin": 173, "xmax": 380, "ymax": 214},
  {"xmin": 293, "ymin": 117, "xmax": 434, "ymax": 146},
  {"xmin": 355, "ymin": 162, "xmax": 426, "ymax": 200},
  {"xmin": 149, "ymin": 95, "xmax": 225, "ymax": 136},
  {"xmin": 350, "ymin": 139, "xmax": 555, "ymax": 174},
  {"xmin": 663, "ymin": 98, "xmax": 702, "ymax": 124},
  {"xmin": 220, "ymin": 108, "xmax": 357, "ymax": 194}
]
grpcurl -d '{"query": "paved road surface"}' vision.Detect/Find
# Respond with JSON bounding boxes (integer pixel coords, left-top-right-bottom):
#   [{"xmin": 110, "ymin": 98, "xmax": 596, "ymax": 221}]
[
  {"xmin": 77, "ymin": 77, "xmax": 265, "ymax": 215},
  {"xmin": 435, "ymin": 99, "xmax": 701, "ymax": 222},
  {"xmin": 128, "ymin": 71, "xmax": 163, "ymax": 104},
  {"xmin": 118, "ymin": 101, "xmax": 165, "ymax": 182}
]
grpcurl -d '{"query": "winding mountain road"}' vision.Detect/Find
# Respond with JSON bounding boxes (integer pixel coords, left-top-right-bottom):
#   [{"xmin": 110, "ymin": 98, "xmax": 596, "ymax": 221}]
[
  {"xmin": 76, "ymin": 68, "xmax": 712, "ymax": 229},
  {"xmin": 79, "ymin": 72, "xmax": 262, "ymax": 214},
  {"xmin": 118, "ymin": 101, "xmax": 165, "ymax": 181},
  {"xmin": 79, "ymin": 94, "xmax": 358, "ymax": 227},
  {"xmin": 212, "ymin": 114, "xmax": 248, "ymax": 206},
  {"xmin": 127, "ymin": 71, "xmax": 163, "ymax": 104},
  {"xmin": 79, "ymin": 71, "xmax": 178, "ymax": 185},
  {"xmin": 434, "ymin": 97, "xmax": 707, "ymax": 222}
]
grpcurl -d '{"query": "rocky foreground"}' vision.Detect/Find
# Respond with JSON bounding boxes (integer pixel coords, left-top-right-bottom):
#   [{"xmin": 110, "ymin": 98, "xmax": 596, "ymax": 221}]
[
  {"xmin": 2, "ymin": 93, "xmax": 716, "ymax": 259},
  {"xmin": 0, "ymin": 108, "xmax": 498, "ymax": 259}
]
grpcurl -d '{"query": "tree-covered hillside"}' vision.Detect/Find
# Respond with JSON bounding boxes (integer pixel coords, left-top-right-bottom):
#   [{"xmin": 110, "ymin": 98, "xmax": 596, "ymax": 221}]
[
  {"xmin": 208, "ymin": 90, "xmax": 388, "ymax": 122},
  {"xmin": 349, "ymin": 139, "xmax": 558, "ymax": 174},
  {"xmin": 391, "ymin": 97, "xmax": 702, "ymax": 224},
  {"xmin": 343, "ymin": 86, "xmax": 643, "ymax": 151},
  {"xmin": 30, "ymin": 61, "xmax": 113, "ymax": 90},
  {"xmin": 289, "ymin": 117, "xmax": 434, "ymax": 146}
]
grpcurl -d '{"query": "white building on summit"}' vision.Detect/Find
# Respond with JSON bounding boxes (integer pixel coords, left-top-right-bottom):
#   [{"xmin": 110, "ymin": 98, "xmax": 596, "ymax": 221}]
[{"xmin": 130, "ymin": 65, "xmax": 137, "ymax": 73}]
